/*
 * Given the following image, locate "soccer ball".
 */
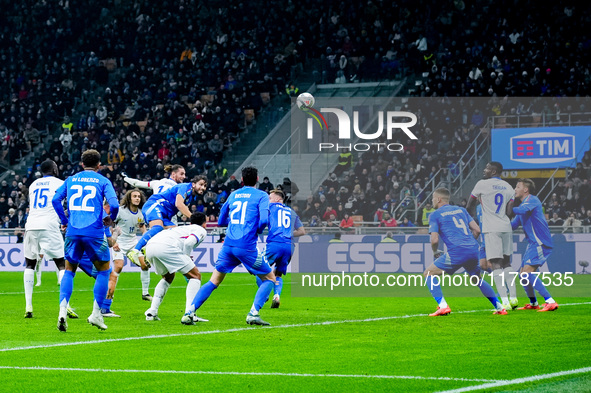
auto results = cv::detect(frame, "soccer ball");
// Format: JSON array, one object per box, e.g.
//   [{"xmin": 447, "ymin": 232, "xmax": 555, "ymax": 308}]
[{"xmin": 296, "ymin": 92, "xmax": 315, "ymax": 110}]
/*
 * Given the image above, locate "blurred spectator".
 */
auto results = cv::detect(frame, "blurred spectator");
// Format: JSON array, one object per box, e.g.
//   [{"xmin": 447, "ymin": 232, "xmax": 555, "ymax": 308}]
[
  {"xmin": 381, "ymin": 232, "xmax": 398, "ymax": 243},
  {"xmin": 259, "ymin": 177, "xmax": 274, "ymax": 193},
  {"xmin": 548, "ymin": 213, "xmax": 564, "ymax": 226},
  {"xmin": 339, "ymin": 213, "xmax": 355, "ymax": 231},
  {"xmin": 562, "ymin": 213, "xmax": 582, "ymax": 233},
  {"xmin": 421, "ymin": 203, "xmax": 436, "ymax": 226},
  {"xmin": 399, "ymin": 217, "xmax": 416, "ymax": 227},
  {"xmin": 380, "ymin": 212, "xmax": 398, "ymax": 228}
]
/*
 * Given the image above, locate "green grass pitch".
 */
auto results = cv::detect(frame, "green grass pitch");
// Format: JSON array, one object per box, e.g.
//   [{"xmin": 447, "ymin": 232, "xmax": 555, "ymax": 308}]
[{"xmin": 0, "ymin": 272, "xmax": 589, "ymax": 392}]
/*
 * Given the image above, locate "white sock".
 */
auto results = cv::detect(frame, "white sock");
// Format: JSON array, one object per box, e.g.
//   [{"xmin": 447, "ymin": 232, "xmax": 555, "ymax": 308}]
[
  {"xmin": 140, "ymin": 270, "xmax": 150, "ymax": 295},
  {"xmin": 57, "ymin": 269, "xmax": 65, "ymax": 286},
  {"xmin": 92, "ymin": 300, "xmax": 101, "ymax": 317},
  {"xmin": 59, "ymin": 298, "xmax": 68, "ymax": 319},
  {"xmin": 24, "ymin": 268, "xmax": 35, "ymax": 312},
  {"xmin": 35, "ymin": 262, "xmax": 42, "ymax": 285},
  {"xmin": 546, "ymin": 297, "xmax": 556, "ymax": 304},
  {"xmin": 503, "ymin": 266, "xmax": 517, "ymax": 300},
  {"xmin": 185, "ymin": 279, "xmax": 201, "ymax": 313},
  {"xmin": 493, "ymin": 268, "xmax": 509, "ymax": 304},
  {"xmin": 250, "ymin": 304, "xmax": 259, "ymax": 315},
  {"xmin": 438, "ymin": 298, "xmax": 448, "ymax": 308},
  {"xmin": 150, "ymin": 279, "xmax": 170, "ymax": 314}
]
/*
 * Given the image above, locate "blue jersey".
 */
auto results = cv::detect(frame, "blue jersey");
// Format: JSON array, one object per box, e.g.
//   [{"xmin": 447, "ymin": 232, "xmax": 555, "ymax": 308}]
[
  {"xmin": 429, "ymin": 204, "xmax": 478, "ymax": 257},
  {"xmin": 511, "ymin": 195, "xmax": 552, "ymax": 248},
  {"xmin": 146, "ymin": 182, "xmax": 192, "ymax": 212},
  {"xmin": 267, "ymin": 202, "xmax": 302, "ymax": 244},
  {"xmin": 218, "ymin": 186, "xmax": 269, "ymax": 249},
  {"xmin": 52, "ymin": 170, "xmax": 119, "ymax": 238}
]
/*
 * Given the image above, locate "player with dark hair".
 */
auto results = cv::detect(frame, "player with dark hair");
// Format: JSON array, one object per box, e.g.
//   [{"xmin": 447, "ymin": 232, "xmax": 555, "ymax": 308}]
[
  {"xmin": 52, "ymin": 149, "xmax": 119, "ymax": 331},
  {"xmin": 101, "ymin": 188, "xmax": 148, "ymax": 317},
  {"xmin": 23, "ymin": 160, "xmax": 75, "ymax": 319},
  {"xmin": 127, "ymin": 175, "xmax": 207, "ymax": 268},
  {"xmin": 466, "ymin": 161, "xmax": 518, "ymax": 310},
  {"xmin": 510, "ymin": 179, "xmax": 558, "ymax": 312},
  {"xmin": 183, "ymin": 166, "xmax": 274, "ymax": 326}
]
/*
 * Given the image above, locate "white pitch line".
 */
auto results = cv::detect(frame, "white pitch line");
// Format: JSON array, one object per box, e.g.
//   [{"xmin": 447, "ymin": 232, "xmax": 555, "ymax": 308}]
[
  {"xmin": 0, "ymin": 366, "xmax": 501, "ymax": 382},
  {"xmin": 436, "ymin": 366, "xmax": 591, "ymax": 392},
  {"xmin": 2, "ymin": 302, "xmax": 590, "ymax": 353}
]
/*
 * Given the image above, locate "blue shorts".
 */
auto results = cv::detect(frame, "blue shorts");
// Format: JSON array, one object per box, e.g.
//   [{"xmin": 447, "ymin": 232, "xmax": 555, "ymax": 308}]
[
  {"xmin": 143, "ymin": 200, "xmax": 176, "ymax": 227},
  {"xmin": 266, "ymin": 242, "xmax": 293, "ymax": 276},
  {"xmin": 216, "ymin": 245, "xmax": 272, "ymax": 276},
  {"xmin": 521, "ymin": 243, "xmax": 552, "ymax": 267},
  {"xmin": 434, "ymin": 247, "xmax": 480, "ymax": 275},
  {"xmin": 78, "ymin": 254, "xmax": 97, "ymax": 278},
  {"xmin": 65, "ymin": 235, "xmax": 111, "ymax": 264}
]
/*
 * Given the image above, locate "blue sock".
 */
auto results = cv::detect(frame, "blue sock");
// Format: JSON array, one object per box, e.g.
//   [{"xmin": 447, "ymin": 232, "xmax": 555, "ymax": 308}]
[
  {"xmin": 425, "ymin": 276, "xmax": 444, "ymax": 306},
  {"xmin": 255, "ymin": 276, "xmax": 263, "ymax": 287},
  {"xmin": 522, "ymin": 281, "xmax": 537, "ymax": 304},
  {"xmin": 94, "ymin": 270, "xmax": 110, "ymax": 309},
  {"xmin": 135, "ymin": 225, "xmax": 164, "ymax": 251},
  {"xmin": 530, "ymin": 273, "xmax": 552, "ymax": 301},
  {"xmin": 191, "ymin": 281, "xmax": 218, "ymax": 311},
  {"xmin": 275, "ymin": 276, "xmax": 284, "ymax": 296},
  {"xmin": 477, "ymin": 277, "xmax": 501, "ymax": 308},
  {"xmin": 59, "ymin": 270, "xmax": 75, "ymax": 305},
  {"xmin": 254, "ymin": 280, "xmax": 274, "ymax": 312},
  {"xmin": 102, "ymin": 298, "xmax": 113, "ymax": 311}
]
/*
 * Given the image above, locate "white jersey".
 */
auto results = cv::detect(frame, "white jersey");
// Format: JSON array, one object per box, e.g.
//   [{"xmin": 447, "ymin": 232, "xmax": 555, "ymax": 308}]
[
  {"xmin": 25, "ymin": 176, "xmax": 64, "ymax": 231},
  {"xmin": 149, "ymin": 178, "xmax": 177, "ymax": 194},
  {"xmin": 149, "ymin": 224, "xmax": 207, "ymax": 255},
  {"xmin": 470, "ymin": 177, "xmax": 515, "ymax": 233},
  {"xmin": 114, "ymin": 207, "xmax": 145, "ymax": 250}
]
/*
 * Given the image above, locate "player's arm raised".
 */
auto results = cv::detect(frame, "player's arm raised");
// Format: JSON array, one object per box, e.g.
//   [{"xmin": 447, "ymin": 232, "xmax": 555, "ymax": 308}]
[
  {"xmin": 123, "ymin": 175, "xmax": 151, "ymax": 190},
  {"xmin": 175, "ymin": 193, "xmax": 192, "ymax": 218}
]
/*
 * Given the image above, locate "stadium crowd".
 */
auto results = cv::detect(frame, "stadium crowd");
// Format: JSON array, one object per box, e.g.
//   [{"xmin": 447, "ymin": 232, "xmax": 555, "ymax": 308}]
[{"xmin": 0, "ymin": 0, "xmax": 590, "ymax": 232}]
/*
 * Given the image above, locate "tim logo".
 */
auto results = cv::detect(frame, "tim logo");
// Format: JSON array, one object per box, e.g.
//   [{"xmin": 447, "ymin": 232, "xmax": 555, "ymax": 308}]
[{"xmin": 510, "ymin": 132, "xmax": 575, "ymax": 164}]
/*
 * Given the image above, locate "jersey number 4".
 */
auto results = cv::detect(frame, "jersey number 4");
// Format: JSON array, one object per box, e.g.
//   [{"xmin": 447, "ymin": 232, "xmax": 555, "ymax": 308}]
[
  {"xmin": 69, "ymin": 185, "xmax": 97, "ymax": 212},
  {"xmin": 452, "ymin": 217, "xmax": 468, "ymax": 235}
]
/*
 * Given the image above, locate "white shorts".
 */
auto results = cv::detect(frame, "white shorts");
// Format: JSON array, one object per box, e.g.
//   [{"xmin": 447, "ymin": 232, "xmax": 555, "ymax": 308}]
[
  {"xmin": 24, "ymin": 229, "xmax": 65, "ymax": 260},
  {"xmin": 483, "ymin": 232, "xmax": 513, "ymax": 261},
  {"xmin": 146, "ymin": 242, "xmax": 194, "ymax": 276},
  {"xmin": 112, "ymin": 244, "xmax": 134, "ymax": 261}
]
